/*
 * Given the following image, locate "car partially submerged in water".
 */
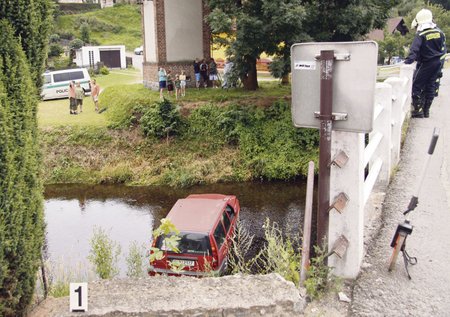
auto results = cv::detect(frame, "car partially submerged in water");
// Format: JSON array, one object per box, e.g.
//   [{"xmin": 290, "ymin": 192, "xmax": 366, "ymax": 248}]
[{"xmin": 149, "ymin": 194, "xmax": 240, "ymax": 276}]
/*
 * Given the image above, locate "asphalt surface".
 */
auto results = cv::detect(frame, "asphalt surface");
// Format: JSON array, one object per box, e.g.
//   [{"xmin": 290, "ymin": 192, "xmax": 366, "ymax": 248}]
[{"xmin": 351, "ymin": 68, "xmax": 450, "ymax": 316}]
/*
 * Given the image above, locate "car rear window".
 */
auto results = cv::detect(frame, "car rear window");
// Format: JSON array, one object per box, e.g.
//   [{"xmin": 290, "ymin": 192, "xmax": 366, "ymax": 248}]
[{"xmin": 156, "ymin": 232, "xmax": 212, "ymax": 255}]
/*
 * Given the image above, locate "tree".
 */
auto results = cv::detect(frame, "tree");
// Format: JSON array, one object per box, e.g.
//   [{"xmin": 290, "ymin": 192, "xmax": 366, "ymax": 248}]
[
  {"xmin": 301, "ymin": 0, "xmax": 401, "ymax": 42},
  {"xmin": 207, "ymin": 0, "xmax": 399, "ymax": 90},
  {"xmin": 378, "ymin": 31, "xmax": 409, "ymax": 64},
  {"xmin": 0, "ymin": 20, "xmax": 44, "ymax": 316},
  {"xmin": 207, "ymin": 0, "xmax": 307, "ymax": 90},
  {"xmin": 0, "ymin": 0, "xmax": 53, "ymax": 89},
  {"xmin": 80, "ymin": 22, "xmax": 91, "ymax": 44}
]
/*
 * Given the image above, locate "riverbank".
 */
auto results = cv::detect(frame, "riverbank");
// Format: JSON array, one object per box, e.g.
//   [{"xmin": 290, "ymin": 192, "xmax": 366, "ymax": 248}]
[{"xmin": 40, "ymin": 85, "xmax": 318, "ymax": 187}]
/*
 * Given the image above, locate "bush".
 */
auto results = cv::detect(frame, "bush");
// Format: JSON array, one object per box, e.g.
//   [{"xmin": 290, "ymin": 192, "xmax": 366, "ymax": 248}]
[
  {"xmin": 49, "ymin": 33, "xmax": 60, "ymax": 43},
  {"xmin": 100, "ymin": 66, "xmax": 110, "ymax": 75},
  {"xmin": 126, "ymin": 241, "xmax": 146, "ymax": 278},
  {"xmin": 48, "ymin": 43, "xmax": 64, "ymax": 58},
  {"xmin": 69, "ymin": 38, "xmax": 83, "ymax": 50},
  {"xmin": 140, "ymin": 99, "xmax": 183, "ymax": 140},
  {"xmin": 80, "ymin": 22, "xmax": 90, "ymax": 44},
  {"xmin": 88, "ymin": 227, "xmax": 121, "ymax": 279},
  {"xmin": 58, "ymin": 30, "xmax": 74, "ymax": 40}
]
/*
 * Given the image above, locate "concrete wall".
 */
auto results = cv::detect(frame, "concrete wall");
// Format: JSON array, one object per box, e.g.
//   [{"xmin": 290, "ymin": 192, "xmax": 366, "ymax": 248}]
[
  {"xmin": 164, "ymin": 0, "xmax": 204, "ymax": 61},
  {"xmin": 143, "ymin": 1, "xmax": 157, "ymax": 63}
]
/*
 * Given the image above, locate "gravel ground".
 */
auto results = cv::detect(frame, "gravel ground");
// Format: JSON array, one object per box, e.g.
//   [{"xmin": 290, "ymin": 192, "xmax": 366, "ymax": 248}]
[{"xmin": 351, "ymin": 69, "xmax": 450, "ymax": 316}]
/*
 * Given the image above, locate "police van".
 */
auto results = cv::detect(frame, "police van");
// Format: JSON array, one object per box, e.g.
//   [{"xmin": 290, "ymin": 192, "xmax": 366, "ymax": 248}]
[{"xmin": 41, "ymin": 68, "xmax": 91, "ymax": 100}]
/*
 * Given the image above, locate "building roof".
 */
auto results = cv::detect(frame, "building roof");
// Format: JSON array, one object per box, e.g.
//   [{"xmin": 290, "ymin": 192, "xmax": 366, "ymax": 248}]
[
  {"xmin": 366, "ymin": 17, "xmax": 408, "ymax": 41},
  {"xmin": 167, "ymin": 194, "xmax": 233, "ymax": 233}
]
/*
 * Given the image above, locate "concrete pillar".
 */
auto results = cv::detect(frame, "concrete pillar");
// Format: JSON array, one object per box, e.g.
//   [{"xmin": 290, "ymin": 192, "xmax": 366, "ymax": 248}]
[
  {"xmin": 142, "ymin": 0, "xmax": 211, "ymax": 89},
  {"xmin": 400, "ymin": 64, "xmax": 415, "ymax": 115},
  {"xmin": 329, "ymin": 131, "xmax": 365, "ymax": 278}
]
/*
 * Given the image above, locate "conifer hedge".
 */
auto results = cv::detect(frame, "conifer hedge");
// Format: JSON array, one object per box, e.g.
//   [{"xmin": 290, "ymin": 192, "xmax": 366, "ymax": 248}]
[{"xmin": 0, "ymin": 20, "xmax": 45, "ymax": 317}]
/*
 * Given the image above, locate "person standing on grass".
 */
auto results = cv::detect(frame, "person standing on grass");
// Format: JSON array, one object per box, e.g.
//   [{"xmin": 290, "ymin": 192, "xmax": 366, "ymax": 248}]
[
  {"xmin": 193, "ymin": 58, "xmax": 201, "ymax": 89},
  {"xmin": 179, "ymin": 70, "xmax": 187, "ymax": 97},
  {"xmin": 68, "ymin": 80, "xmax": 76, "ymax": 114},
  {"xmin": 159, "ymin": 67, "xmax": 167, "ymax": 99},
  {"xmin": 209, "ymin": 58, "xmax": 219, "ymax": 88},
  {"xmin": 174, "ymin": 74, "xmax": 181, "ymax": 100},
  {"xmin": 91, "ymin": 79, "xmax": 100, "ymax": 112},
  {"xmin": 75, "ymin": 82, "xmax": 84, "ymax": 113},
  {"xmin": 167, "ymin": 70, "xmax": 174, "ymax": 97},
  {"xmin": 200, "ymin": 59, "xmax": 208, "ymax": 88}
]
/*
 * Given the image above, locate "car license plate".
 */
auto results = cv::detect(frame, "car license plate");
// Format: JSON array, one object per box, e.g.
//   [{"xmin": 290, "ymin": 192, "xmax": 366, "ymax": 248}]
[{"xmin": 171, "ymin": 259, "xmax": 195, "ymax": 267}]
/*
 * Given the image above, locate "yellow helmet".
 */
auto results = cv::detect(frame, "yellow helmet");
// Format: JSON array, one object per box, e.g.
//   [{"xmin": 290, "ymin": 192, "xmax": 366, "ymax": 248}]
[{"xmin": 412, "ymin": 9, "xmax": 433, "ymax": 29}]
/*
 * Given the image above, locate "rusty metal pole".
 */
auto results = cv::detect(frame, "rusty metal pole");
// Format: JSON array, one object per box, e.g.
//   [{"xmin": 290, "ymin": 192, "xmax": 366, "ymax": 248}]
[{"xmin": 317, "ymin": 50, "xmax": 334, "ymax": 249}]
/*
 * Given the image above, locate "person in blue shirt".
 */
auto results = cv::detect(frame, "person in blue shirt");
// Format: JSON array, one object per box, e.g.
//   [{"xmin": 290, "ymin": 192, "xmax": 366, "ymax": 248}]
[
  {"xmin": 158, "ymin": 67, "xmax": 167, "ymax": 100},
  {"xmin": 405, "ymin": 9, "xmax": 446, "ymax": 118}
]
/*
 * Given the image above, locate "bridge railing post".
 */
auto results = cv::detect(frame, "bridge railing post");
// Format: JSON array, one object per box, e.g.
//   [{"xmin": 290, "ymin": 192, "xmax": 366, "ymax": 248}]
[{"xmin": 329, "ymin": 131, "xmax": 365, "ymax": 278}]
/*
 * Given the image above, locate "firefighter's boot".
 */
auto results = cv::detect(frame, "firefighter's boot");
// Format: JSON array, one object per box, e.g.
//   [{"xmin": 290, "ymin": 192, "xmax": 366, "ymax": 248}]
[
  {"xmin": 423, "ymin": 99, "xmax": 433, "ymax": 118},
  {"xmin": 411, "ymin": 97, "xmax": 424, "ymax": 118}
]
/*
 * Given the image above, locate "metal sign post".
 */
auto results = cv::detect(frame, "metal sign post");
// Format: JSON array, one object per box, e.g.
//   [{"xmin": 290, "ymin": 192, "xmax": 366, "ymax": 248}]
[{"xmin": 317, "ymin": 50, "xmax": 334, "ymax": 247}]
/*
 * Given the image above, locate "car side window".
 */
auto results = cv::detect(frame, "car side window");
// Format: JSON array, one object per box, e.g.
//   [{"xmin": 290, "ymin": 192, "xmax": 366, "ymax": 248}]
[
  {"xmin": 222, "ymin": 211, "xmax": 231, "ymax": 233},
  {"xmin": 225, "ymin": 205, "xmax": 235, "ymax": 220},
  {"xmin": 213, "ymin": 222, "xmax": 226, "ymax": 249},
  {"xmin": 43, "ymin": 74, "xmax": 51, "ymax": 84}
]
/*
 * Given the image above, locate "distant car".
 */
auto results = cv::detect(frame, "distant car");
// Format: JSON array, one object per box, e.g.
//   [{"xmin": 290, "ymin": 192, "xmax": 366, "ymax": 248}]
[
  {"xmin": 134, "ymin": 46, "xmax": 143, "ymax": 55},
  {"xmin": 149, "ymin": 194, "xmax": 240, "ymax": 277}
]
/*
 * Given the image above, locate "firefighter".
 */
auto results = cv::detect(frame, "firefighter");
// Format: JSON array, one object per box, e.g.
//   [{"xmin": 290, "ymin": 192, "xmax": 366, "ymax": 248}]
[{"xmin": 405, "ymin": 9, "xmax": 446, "ymax": 118}]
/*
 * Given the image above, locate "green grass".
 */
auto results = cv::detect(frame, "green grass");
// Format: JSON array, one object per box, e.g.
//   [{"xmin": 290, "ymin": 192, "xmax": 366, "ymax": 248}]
[
  {"xmin": 56, "ymin": 4, "xmax": 142, "ymax": 50},
  {"xmin": 38, "ymin": 68, "xmax": 141, "ymax": 128}
]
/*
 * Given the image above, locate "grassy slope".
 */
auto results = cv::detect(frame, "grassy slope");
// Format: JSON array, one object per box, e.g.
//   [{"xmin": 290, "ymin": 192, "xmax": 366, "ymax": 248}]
[
  {"xmin": 40, "ymin": 81, "xmax": 295, "ymax": 186},
  {"xmin": 56, "ymin": 5, "xmax": 142, "ymax": 50}
]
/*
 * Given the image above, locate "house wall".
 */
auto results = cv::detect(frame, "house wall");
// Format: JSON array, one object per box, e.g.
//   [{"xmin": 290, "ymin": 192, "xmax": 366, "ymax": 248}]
[{"xmin": 164, "ymin": 0, "xmax": 204, "ymax": 62}]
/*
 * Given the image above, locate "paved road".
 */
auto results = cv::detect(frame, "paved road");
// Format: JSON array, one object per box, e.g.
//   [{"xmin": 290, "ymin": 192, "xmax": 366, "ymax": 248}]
[{"xmin": 351, "ymin": 68, "xmax": 450, "ymax": 316}]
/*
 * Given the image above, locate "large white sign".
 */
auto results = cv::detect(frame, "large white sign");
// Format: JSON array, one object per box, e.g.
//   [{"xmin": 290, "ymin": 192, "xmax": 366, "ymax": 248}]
[{"xmin": 291, "ymin": 41, "xmax": 378, "ymax": 133}]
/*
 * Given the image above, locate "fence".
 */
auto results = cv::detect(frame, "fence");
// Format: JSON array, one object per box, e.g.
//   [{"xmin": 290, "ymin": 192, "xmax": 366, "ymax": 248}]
[{"xmin": 327, "ymin": 65, "xmax": 414, "ymax": 278}]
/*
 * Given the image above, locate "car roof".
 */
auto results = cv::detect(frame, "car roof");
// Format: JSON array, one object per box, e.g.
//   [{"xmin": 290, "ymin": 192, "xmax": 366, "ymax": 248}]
[{"xmin": 166, "ymin": 194, "xmax": 235, "ymax": 233}]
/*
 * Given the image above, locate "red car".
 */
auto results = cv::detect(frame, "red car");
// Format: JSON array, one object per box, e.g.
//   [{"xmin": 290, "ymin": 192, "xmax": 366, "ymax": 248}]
[{"xmin": 149, "ymin": 194, "xmax": 240, "ymax": 276}]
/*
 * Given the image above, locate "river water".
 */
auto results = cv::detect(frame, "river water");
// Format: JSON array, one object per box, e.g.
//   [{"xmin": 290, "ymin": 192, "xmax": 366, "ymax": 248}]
[{"xmin": 44, "ymin": 181, "xmax": 311, "ymax": 277}]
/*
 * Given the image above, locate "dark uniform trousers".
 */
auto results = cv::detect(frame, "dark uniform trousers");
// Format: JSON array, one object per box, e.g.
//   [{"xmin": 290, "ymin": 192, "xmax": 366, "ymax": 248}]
[{"xmin": 412, "ymin": 57, "xmax": 442, "ymax": 103}]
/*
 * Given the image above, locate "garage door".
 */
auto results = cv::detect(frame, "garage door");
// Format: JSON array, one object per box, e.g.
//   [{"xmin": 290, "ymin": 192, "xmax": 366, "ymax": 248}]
[{"xmin": 99, "ymin": 50, "xmax": 121, "ymax": 68}]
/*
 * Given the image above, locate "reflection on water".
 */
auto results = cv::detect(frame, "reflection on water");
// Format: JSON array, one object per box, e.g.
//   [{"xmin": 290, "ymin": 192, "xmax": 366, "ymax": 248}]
[{"xmin": 44, "ymin": 181, "xmax": 310, "ymax": 276}]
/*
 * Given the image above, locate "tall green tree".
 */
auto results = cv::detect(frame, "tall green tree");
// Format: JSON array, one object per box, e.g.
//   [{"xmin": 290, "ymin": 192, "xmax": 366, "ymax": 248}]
[
  {"xmin": 207, "ymin": 0, "xmax": 307, "ymax": 90},
  {"xmin": 0, "ymin": 20, "xmax": 44, "ymax": 317},
  {"xmin": 207, "ymin": 0, "xmax": 399, "ymax": 90},
  {"xmin": 301, "ymin": 0, "xmax": 400, "ymax": 41},
  {"xmin": 0, "ymin": 0, "xmax": 53, "ymax": 89}
]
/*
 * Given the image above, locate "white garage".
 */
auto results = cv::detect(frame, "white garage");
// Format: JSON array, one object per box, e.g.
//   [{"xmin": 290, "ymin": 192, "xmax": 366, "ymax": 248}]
[{"xmin": 74, "ymin": 45, "xmax": 126, "ymax": 69}]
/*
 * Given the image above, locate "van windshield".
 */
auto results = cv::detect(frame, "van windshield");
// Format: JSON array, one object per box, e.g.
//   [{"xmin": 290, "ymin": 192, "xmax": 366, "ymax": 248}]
[
  {"xmin": 53, "ymin": 71, "xmax": 84, "ymax": 83},
  {"xmin": 156, "ymin": 232, "xmax": 212, "ymax": 255}
]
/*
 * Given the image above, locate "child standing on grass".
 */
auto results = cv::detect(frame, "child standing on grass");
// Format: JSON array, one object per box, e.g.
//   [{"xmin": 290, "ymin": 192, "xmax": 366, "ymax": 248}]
[
  {"xmin": 174, "ymin": 74, "xmax": 181, "ymax": 100},
  {"xmin": 75, "ymin": 82, "xmax": 84, "ymax": 113},
  {"xmin": 167, "ymin": 70, "xmax": 174, "ymax": 96},
  {"xmin": 179, "ymin": 70, "xmax": 187, "ymax": 97}
]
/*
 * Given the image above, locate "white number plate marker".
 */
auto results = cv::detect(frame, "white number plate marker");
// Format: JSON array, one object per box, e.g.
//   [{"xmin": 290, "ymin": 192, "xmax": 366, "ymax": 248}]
[{"xmin": 69, "ymin": 282, "xmax": 88, "ymax": 312}]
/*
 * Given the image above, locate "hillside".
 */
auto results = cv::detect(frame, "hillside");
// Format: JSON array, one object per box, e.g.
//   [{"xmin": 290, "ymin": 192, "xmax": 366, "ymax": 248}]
[{"xmin": 55, "ymin": 4, "xmax": 142, "ymax": 51}]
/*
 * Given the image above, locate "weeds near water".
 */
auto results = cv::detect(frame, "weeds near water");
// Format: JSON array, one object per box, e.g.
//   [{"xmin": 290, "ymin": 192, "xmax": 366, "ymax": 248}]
[
  {"xmin": 304, "ymin": 244, "xmax": 339, "ymax": 300},
  {"xmin": 126, "ymin": 241, "xmax": 146, "ymax": 278},
  {"xmin": 228, "ymin": 220, "xmax": 259, "ymax": 274},
  {"xmin": 254, "ymin": 218, "xmax": 301, "ymax": 285},
  {"xmin": 88, "ymin": 227, "xmax": 121, "ymax": 279},
  {"xmin": 36, "ymin": 257, "xmax": 93, "ymax": 299}
]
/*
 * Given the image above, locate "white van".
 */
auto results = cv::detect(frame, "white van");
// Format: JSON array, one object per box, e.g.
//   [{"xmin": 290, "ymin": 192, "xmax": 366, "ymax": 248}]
[{"xmin": 41, "ymin": 68, "xmax": 91, "ymax": 100}]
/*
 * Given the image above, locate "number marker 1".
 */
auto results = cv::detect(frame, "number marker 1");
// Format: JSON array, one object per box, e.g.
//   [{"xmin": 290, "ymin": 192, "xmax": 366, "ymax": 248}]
[{"xmin": 69, "ymin": 283, "xmax": 88, "ymax": 312}]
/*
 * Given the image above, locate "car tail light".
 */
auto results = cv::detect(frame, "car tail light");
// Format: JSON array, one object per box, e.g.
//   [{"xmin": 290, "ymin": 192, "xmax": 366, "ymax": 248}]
[{"xmin": 210, "ymin": 244, "xmax": 219, "ymax": 269}]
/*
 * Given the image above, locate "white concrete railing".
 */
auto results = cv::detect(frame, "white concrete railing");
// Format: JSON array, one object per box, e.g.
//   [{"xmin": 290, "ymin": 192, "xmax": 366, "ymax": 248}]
[{"xmin": 328, "ymin": 65, "xmax": 414, "ymax": 278}]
